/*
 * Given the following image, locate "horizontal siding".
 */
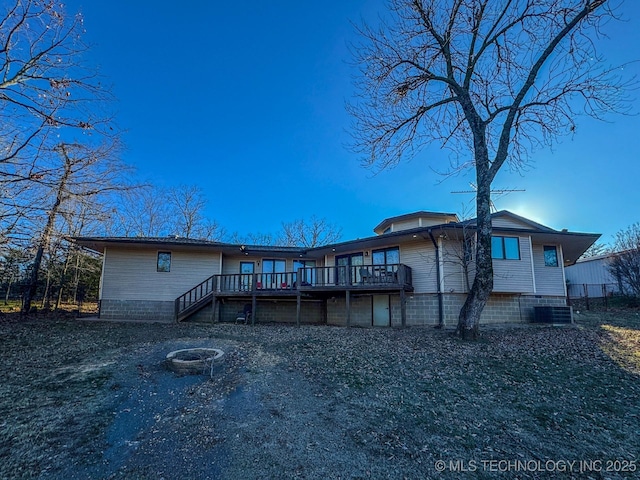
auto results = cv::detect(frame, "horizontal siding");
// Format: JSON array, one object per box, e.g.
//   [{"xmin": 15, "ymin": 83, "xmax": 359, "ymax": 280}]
[
  {"xmin": 492, "ymin": 236, "xmax": 534, "ymax": 293},
  {"xmin": 223, "ymin": 255, "xmax": 255, "ymax": 275},
  {"xmin": 441, "ymin": 239, "xmax": 468, "ymax": 293},
  {"xmin": 399, "ymin": 239, "xmax": 438, "ymax": 293},
  {"xmin": 492, "ymin": 217, "xmax": 535, "ymax": 229},
  {"xmin": 102, "ymin": 247, "xmax": 220, "ymax": 301},
  {"xmin": 324, "ymin": 240, "xmax": 437, "ymax": 293},
  {"xmin": 532, "ymin": 243, "xmax": 566, "ymax": 296},
  {"xmin": 392, "ymin": 219, "xmax": 420, "ymax": 231}
]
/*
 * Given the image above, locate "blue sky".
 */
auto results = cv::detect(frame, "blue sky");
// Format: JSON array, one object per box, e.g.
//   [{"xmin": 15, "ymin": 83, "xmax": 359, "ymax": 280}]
[{"xmin": 65, "ymin": 0, "xmax": 640, "ymax": 245}]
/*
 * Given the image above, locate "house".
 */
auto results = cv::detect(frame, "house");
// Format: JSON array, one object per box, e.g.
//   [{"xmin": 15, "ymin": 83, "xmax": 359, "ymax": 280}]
[{"xmin": 72, "ymin": 210, "xmax": 599, "ymax": 327}]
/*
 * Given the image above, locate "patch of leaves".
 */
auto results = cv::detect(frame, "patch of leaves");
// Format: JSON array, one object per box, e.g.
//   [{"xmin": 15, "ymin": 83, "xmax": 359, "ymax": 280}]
[{"xmin": 1, "ymin": 316, "xmax": 639, "ymax": 479}]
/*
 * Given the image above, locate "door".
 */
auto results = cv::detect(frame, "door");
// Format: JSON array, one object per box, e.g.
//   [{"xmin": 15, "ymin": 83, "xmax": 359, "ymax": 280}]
[
  {"xmin": 373, "ymin": 295, "xmax": 390, "ymax": 327},
  {"xmin": 240, "ymin": 262, "xmax": 254, "ymax": 291},
  {"xmin": 262, "ymin": 259, "xmax": 286, "ymax": 289},
  {"xmin": 336, "ymin": 253, "xmax": 363, "ymax": 285}
]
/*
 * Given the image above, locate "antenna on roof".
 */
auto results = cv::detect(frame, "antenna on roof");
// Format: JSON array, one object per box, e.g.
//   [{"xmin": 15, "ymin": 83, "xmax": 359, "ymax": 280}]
[{"xmin": 451, "ymin": 182, "xmax": 525, "ymax": 212}]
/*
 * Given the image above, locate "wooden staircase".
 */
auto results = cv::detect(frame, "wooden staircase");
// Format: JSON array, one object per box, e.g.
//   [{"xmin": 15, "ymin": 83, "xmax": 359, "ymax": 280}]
[{"xmin": 175, "ymin": 275, "xmax": 217, "ymax": 322}]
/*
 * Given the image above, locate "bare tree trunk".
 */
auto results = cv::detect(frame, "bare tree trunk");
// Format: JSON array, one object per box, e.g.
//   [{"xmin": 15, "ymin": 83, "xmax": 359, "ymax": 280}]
[
  {"xmin": 55, "ymin": 250, "xmax": 72, "ymax": 310},
  {"xmin": 22, "ymin": 145, "xmax": 72, "ymax": 315},
  {"xmin": 5, "ymin": 274, "xmax": 13, "ymax": 304},
  {"xmin": 41, "ymin": 265, "xmax": 52, "ymax": 310},
  {"xmin": 457, "ymin": 161, "xmax": 494, "ymax": 340},
  {"xmin": 72, "ymin": 252, "xmax": 82, "ymax": 304}
]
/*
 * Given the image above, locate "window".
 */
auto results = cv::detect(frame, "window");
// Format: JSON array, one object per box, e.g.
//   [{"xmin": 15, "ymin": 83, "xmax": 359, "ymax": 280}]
[
  {"xmin": 240, "ymin": 262, "xmax": 254, "ymax": 290},
  {"xmin": 544, "ymin": 246, "xmax": 559, "ymax": 267},
  {"xmin": 336, "ymin": 253, "xmax": 363, "ymax": 285},
  {"xmin": 262, "ymin": 259, "xmax": 286, "ymax": 288},
  {"xmin": 262, "ymin": 259, "xmax": 286, "ymax": 274},
  {"xmin": 464, "ymin": 236, "xmax": 474, "ymax": 263},
  {"xmin": 293, "ymin": 259, "xmax": 316, "ymax": 285},
  {"xmin": 157, "ymin": 252, "xmax": 171, "ymax": 272},
  {"xmin": 372, "ymin": 247, "xmax": 399, "ymax": 271},
  {"xmin": 491, "ymin": 236, "xmax": 520, "ymax": 260}
]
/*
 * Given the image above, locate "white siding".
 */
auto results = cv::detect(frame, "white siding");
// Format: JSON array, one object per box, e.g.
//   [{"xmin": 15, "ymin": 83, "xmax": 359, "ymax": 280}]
[
  {"xmin": 441, "ymin": 239, "xmax": 468, "ymax": 293},
  {"xmin": 392, "ymin": 219, "xmax": 420, "ymax": 231},
  {"xmin": 492, "ymin": 217, "xmax": 536, "ymax": 229},
  {"xmin": 399, "ymin": 239, "xmax": 438, "ymax": 293},
  {"xmin": 102, "ymin": 247, "xmax": 220, "ymax": 301},
  {"xmin": 492, "ymin": 236, "xmax": 535, "ymax": 293},
  {"xmin": 223, "ymin": 255, "xmax": 256, "ymax": 275},
  {"xmin": 532, "ymin": 243, "xmax": 567, "ymax": 296}
]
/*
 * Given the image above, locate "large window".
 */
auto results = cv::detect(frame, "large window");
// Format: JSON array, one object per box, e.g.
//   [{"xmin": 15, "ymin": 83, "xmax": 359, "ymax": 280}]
[
  {"xmin": 372, "ymin": 247, "xmax": 400, "ymax": 272},
  {"xmin": 157, "ymin": 252, "xmax": 171, "ymax": 272},
  {"xmin": 262, "ymin": 259, "xmax": 286, "ymax": 288},
  {"xmin": 491, "ymin": 236, "xmax": 520, "ymax": 260},
  {"xmin": 544, "ymin": 246, "xmax": 559, "ymax": 267}
]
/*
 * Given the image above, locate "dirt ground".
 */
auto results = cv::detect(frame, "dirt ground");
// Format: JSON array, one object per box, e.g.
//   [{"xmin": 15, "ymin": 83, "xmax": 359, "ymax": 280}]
[{"xmin": 1, "ymin": 312, "xmax": 639, "ymax": 479}]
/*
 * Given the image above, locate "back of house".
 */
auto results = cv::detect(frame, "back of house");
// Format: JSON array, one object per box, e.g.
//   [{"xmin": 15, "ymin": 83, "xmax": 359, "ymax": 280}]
[{"xmin": 73, "ymin": 210, "xmax": 599, "ymax": 327}]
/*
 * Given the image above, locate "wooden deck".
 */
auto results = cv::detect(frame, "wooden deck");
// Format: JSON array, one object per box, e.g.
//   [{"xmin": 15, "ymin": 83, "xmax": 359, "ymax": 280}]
[{"xmin": 175, "ymin": 264, "xmax": 413, "ymax": 323}]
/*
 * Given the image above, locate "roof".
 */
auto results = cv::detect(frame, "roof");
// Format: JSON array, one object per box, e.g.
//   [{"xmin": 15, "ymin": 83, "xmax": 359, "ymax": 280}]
[
  {"xmin": 373, "ymin": 211, "xmax": 459, "ymax": 234},
  {"xmin": 70, "ymin": 236, "xmax": 306, "ymax": 256},
  {"xmin": 71, "ymin": 210, "xmax": 600, "ymax": 266}
]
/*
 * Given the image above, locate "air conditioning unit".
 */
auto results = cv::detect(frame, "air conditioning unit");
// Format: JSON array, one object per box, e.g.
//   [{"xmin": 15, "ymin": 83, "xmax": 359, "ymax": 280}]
[{"xmin": 533, "ymin": 306, "xmax": 572, "ymax": 324}]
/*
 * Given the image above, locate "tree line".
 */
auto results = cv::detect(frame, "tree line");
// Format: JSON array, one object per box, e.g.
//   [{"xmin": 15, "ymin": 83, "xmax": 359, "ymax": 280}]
[{"xmin": 0, "ymin": 1, "xmax": 341, "ymax": 314}]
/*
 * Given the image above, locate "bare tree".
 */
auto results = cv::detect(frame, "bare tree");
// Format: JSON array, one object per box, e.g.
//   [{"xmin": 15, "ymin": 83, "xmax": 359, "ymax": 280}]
[
  {"xmin": 0, "ymin": 1, "xmax": 113, "ymax": 167},
  {"xmin": 581, "ymin": 241, "xmax": 610, "ymax": 259},
  {"xmin": 349, "ymin": 0, "xmax": 631, "ymax": 339},
  {"xmin": 166, "ymin": 185, "xmax": 225, "ymax": 240},
  {"xmin": 280, "ymin": 216, "xmax": 343, "ymax": 247},
  {"xmin": 109, "ymin": 187, "xmax": 171, "ymax": 237},
  {"xmin": 228, "ymin": 231, "xmax": 278, "ymax": 246},
  {"xmin": 609, "ymin": 223, "xmax": 640, "ymax": 297},
  {"xmin": 109, "ymin": 184, "xmax": 225, "ymax": 241},
  {"xmin": 22, "ymin": 142, "xmax": 129, "ymax": 314},
  {"xmin": 0, "ymin": 0, "xmax": 124, "ymax": 313}
]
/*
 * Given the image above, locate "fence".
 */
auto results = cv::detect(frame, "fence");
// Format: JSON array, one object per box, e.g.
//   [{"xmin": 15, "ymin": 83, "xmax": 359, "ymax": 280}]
[{"xmin": 567, "ymin": 283, "xmax": 629, "ymax": 311}]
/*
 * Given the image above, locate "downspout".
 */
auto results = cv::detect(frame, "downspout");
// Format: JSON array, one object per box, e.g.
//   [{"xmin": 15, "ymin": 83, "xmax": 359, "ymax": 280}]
[{"xmin": 428, "ymin": 230, "xmax": 444, "ymax": 328}]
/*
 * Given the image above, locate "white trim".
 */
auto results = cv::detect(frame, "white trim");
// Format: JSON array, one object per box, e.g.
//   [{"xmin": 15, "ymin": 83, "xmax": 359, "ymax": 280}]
[
  {"xmin": 99, "ymin": 246, "xmax": 106, "ymax": 300},
  {"xmin": 559, "ymin": 244, "xmax": 567, "ymax": 297},
  {"xmin": 529, "ymin": 236, "xmax": 537, "ymax": 294},
  {"xmin": 219, "ymin": 251, "xmax": 223, "ymax": 275},
  {"xmin": 437, "ymin": 236, "xmax": 445, "ymax": 293}
]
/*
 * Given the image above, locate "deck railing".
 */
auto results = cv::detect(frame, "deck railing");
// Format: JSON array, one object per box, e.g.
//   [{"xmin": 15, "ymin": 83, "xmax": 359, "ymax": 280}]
[
  {"xmin": 300, "ymin": 264, "xmax": 412, "ymax": 289},
  {"xmin": 175, "ymin": 264, "xmax": 412, "ymax": 319},
  {"xmin": 175, "ymin": 274, "xmax": 217, "ymax": 319}
]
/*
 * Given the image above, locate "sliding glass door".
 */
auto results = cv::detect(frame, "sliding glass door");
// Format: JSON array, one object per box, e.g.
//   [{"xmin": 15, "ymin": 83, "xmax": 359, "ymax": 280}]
[{"xmin": 336, "ymin": 253, "xmax": 363, "ymax": 285}]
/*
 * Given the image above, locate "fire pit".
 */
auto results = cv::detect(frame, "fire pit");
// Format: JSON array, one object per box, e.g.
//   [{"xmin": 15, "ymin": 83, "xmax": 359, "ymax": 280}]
[{"xmin": 165, "ymin": 348, "xmax": 224, "ymax": 375}]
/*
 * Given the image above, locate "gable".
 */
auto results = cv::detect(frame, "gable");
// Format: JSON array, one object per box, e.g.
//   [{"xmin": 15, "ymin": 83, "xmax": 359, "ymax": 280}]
[{"xmin": 491, "ymin": 216, "xmax": 537, "ymax": 230}]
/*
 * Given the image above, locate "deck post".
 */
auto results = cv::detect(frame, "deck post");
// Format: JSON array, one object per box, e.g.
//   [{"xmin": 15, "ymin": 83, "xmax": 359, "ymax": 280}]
[
  {"xmin": 251, "ymin": 295, "xmax": 257, "ymax": 326},
  {"xmin": 211, "ymin": 295, "xmax": 217, "ymax": 323},
  {"xmin": 296, "ymin": 293, "xmax": 301, "ymax": 327},
  {"xmin": 400, "ymin": 290, "xmax": 406, "ymax": 328},
  {"xmin": 398, "ymin": 266, "xmax": 405, "ymax": 288},
  {"xmin": 346, "ymin": 290, "xmax": 351, "ymax": 327}
]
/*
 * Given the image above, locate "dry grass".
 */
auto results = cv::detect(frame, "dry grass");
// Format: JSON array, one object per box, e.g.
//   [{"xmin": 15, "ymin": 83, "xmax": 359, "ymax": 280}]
[{"xmin": 1, "ymin": 312, "xmax": 639, "ymax": 479}]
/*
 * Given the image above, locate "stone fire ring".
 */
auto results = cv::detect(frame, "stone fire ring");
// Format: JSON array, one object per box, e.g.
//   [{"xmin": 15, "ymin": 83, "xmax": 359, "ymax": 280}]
[{"xmin": 165, "ymin": 348, "xmax": 224, "ymax": 375}]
